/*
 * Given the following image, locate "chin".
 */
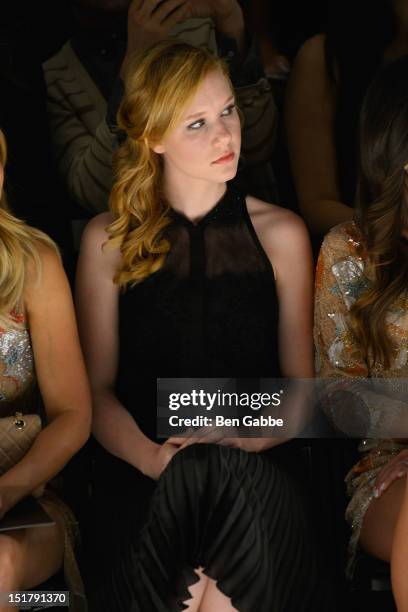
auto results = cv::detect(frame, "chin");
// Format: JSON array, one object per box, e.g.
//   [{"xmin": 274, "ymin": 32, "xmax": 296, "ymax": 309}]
[
  {"xmin": 217, "ymin": 164, "xmax": 238, "ymax": 182},
  {"xmin": 210, "ymin": 159, "xmax": 238, "ymax": 177}
]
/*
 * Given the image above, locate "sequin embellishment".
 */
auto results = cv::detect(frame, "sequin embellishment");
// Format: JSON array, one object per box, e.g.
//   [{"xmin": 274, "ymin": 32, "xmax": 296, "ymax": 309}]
[{"xmin": 0, "ymin": 328, "xmax": 34, "ymax": 401}]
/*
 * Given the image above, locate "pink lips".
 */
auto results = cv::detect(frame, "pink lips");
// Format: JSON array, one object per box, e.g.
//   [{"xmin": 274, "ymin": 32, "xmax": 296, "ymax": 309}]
[{"xmin": 213, "ymin": 152, "xmax": 235, "ymax": 164}]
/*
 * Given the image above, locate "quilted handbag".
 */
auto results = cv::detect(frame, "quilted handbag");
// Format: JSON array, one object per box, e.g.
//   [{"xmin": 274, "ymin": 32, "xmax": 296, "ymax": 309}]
[{"xmin": 0, "ymin": 412, "xmax": 44, "ymax": 496}]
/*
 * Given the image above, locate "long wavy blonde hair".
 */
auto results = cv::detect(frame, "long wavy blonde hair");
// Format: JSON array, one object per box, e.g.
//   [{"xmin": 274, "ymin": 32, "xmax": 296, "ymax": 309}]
[
  {"xmin": 0, "ymin": 129, "xmax": 58, "ymax": 328},
  {"xmin": 107, "ymin": 40, "xmax": 234, "ymax": 287}
]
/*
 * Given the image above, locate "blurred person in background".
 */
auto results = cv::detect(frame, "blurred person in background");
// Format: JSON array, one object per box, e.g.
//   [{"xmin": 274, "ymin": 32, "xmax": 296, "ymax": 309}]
[{"xmin": 285, "ymin": 0, "xmax": 408, "ymax": 240}]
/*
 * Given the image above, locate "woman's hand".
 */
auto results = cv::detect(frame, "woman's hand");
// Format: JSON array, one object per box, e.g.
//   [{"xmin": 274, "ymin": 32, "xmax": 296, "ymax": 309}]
[
  {"xmin": 374, "ymin": 450, "xmax": 408, "ymax": 499},
  {"xmin": 168, "ymin": 428, "xmax": 267, "ymax": 453},
  {"xmin": 141, "ymin": 440, "xmax": 181, "ymax": 480},
  {"xmin": 168, "ymin": 424, "xmax": 237, "ymax": 450},
  {"xmin": 185, "ymin": 0, "xmax": 242, "ymax": 26},
  {"xmin": 185, "ymin": 0, "xmax": 245, "ymax": 54},
  {"xmin": 124, "ymin": 0, "xmax": 190, "ymax": 65}
]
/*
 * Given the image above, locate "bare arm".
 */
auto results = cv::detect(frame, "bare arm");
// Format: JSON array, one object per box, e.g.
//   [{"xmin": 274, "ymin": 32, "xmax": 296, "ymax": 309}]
[
  {"xmin": 0, "ymin": 247, "xmax": 92, "ymax": 514},
  {"xmin": 75, "ymin": 215, "xmax": 180, "ymax": 479},
  {"xmin": 268, "ymin": 213, "xmax": 314, "ymax": 379},
  {"xmin": 285, "ymin": 34, "xmax": 354, "ymax": 235},
  {"xmin": 248, "ymin": 200, "xmax": 315, "ymax": 447}
]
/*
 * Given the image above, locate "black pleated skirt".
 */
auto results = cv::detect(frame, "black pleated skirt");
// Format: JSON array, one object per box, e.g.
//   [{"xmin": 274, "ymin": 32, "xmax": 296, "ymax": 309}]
[{"xmin": 87, "ymin": 444, "xmax": 332, "ymax": 612}]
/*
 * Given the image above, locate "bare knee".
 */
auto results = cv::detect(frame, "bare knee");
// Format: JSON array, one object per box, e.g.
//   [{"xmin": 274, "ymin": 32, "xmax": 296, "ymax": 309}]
[
  {"xmin": 0, "ymin": 533, "xmax": 24, "ymax": 589},
  {"xmin": 360, "ymin": 477, "xmax": 407, "ymax": 562},
  {"xmin": 183, "ymin": 567, "xmax": 209, "ymax": 612}
]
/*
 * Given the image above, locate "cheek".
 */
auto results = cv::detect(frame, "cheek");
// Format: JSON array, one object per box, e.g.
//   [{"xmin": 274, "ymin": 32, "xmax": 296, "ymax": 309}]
[{"xmin": 169, "ymin": 133, "xmax": 210, "ymax": 162}]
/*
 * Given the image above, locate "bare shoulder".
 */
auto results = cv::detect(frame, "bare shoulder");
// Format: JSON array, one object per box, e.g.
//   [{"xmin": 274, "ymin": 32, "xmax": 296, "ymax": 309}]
[
  {"xmin": 246, "ymin": 196, "xmax": 310, "ymax": 254},
  {"xmin": 296, "ymin": 33, "xmax": 326, "ymax": 66},
  {"xmin": 79, "ymin": 212, "xmax": 120, "ymax": 273},
  {"xmin": 81, "ymin": 212, "xmax": 115, "ymax": 250},
  {"xmin": 26, "ymin": 241, "xmax": 65, "ymax": 289},
  {"xmin": 23, "ymin": 241, "xmax": 71, "ymax": 318},
  {"xmin": 288, "ymin": 33, "xmax": 332, "ymax": 99}
]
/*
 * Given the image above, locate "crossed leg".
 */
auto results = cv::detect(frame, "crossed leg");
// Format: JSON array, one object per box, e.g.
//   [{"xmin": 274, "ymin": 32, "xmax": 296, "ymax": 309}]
[
  {"xmin": 359, "ymin": 475, "xmax": 408, "ymax": 612},
  {"xmin": 0, "ymin": 504, "xmax": 64, "ymax": 612},
  {"xmin": 391, "ymin": 477, "xmax": 408, "ymax": 611},
  {"xmin": 184, "ymin": 568, "xmax": 238, "ymax": 612}
]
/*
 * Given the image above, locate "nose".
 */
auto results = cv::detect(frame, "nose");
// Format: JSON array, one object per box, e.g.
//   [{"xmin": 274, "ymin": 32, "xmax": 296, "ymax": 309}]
[{"xmin": 212, "ymin": 119, "xmax": 232, "ymax": 147}]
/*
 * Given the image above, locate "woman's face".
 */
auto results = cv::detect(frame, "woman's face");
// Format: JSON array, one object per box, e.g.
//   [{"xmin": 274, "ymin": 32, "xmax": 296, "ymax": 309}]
[{"xmin": 153, "ymin": 70, "xmax": 241, "ymax": 186}]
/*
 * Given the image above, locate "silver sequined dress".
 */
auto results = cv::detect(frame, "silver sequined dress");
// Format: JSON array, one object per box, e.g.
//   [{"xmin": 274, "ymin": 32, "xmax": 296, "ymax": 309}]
[
  {"xmin": 0, "ymin": 314, "xmax": 34, "ymax": 406},
  {"xmin": 314, "ymin": 221, "xmax": 408, "ymax": 574}
]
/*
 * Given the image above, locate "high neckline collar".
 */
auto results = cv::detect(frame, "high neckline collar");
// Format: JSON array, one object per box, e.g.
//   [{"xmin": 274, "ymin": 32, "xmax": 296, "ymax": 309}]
[{"xmin": 169, "ymin": 183, "xmax": 243, "ymax": 229}]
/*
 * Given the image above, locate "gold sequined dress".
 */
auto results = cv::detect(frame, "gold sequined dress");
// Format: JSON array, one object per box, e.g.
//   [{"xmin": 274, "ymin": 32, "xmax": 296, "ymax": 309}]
[
  {"xmin": 0, "ymin": 313, "xmax": 87, "ymax": 611},
  {"xmin": 314, "ymin": 221, "xmax": 408, "ymax": 574}
]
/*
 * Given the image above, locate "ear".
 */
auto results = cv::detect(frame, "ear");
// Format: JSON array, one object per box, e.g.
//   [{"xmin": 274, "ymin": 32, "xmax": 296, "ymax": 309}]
[
  {"xmin": 405, "ymin": 163, "xmax": 408, "ymax": 173},
  {"xmin": 152, "ymin": 143, "xmax": 165, "ymax": 154},
  {"xmin": 144, "ymin": 136, "xmax": 165, "ymax": 155}
]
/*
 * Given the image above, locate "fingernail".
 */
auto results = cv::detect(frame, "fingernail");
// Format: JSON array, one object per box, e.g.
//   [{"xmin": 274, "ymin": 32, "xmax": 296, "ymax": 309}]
[
  {"xmin": 379, "ymin": 483, "xmax": 386, "ymax": 492},
  {"xmin": 373, "ymin": 488, "xmax": 379, "ymax": 498}
]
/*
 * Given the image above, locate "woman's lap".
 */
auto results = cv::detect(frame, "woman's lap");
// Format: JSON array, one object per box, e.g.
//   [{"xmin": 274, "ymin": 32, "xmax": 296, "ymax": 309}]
[{"xmin": 89, "ymin": 444, "xmax": 331, "ymax": 611}]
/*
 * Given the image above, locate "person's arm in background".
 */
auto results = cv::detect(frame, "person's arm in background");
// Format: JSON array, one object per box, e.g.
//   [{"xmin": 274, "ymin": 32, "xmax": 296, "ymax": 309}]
[
  {"xmin": 43, "ymin": 1, "xmax": 191, "ymax": 215},
  {"xmin": 245, "ymin": 0, "xmax": 290, "ymax": 78},
  {"xmin": 123, "ymin": 0, "xmax": 256, "ymax": 83},
  {"xmin": 285, "ymin": 34, "xmax": 354, "ymax": 235},
  {"xmin": 43, "ymin": 46, "xmax": 118, "ymax": 215},
  {"xmin": 75, "ymin": 214, "xmax": 182, "ymax": 480}
]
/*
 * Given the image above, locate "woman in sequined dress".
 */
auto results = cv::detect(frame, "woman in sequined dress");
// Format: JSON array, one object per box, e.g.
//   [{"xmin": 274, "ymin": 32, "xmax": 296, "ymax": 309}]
[
  {"xmin": 0, "ymin": 129, "xmax": 91, "ymax": 612},
  {"xmin": 314, "ymin": 55, "xmax": 408, "ymax": 610},
  {"xmin": 76, "ymin": 40, "xmax": 332, "ymax": 612}
]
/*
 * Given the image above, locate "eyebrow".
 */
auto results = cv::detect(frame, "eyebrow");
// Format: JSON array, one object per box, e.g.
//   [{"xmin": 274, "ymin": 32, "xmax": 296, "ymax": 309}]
[{"xmin": 184, "ymin": 95, "xmax": 235, "ymax": 121}]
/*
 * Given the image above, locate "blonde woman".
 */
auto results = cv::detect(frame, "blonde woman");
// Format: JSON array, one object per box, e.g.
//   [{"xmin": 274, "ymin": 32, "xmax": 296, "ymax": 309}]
[
  {"xmin": 76, "ymin": 40, "xmax": 329, "ymax": 612},
  {"xmin": 0, "ymin": 130, "xmax": 91, "ymax": 612}
]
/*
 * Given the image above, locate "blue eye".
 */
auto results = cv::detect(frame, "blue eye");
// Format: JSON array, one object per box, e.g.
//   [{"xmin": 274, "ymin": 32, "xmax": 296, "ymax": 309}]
[
  {"xmin": 221, "ymin": 104, "xmax": 236, "ymax": 116},
  {"xmin": 186, "ymin": 104, "xmax": 235, "ymax": 130},
  {"xmin": 188, "ymin": 119, "xmax": 205, "ymax": 130}
]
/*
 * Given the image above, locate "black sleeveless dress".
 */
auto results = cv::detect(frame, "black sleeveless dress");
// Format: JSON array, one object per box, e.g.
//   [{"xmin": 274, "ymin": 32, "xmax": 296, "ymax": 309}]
[{"xmin": 88, "ymin": 184, "xmax": 331, "ymax": 612}]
